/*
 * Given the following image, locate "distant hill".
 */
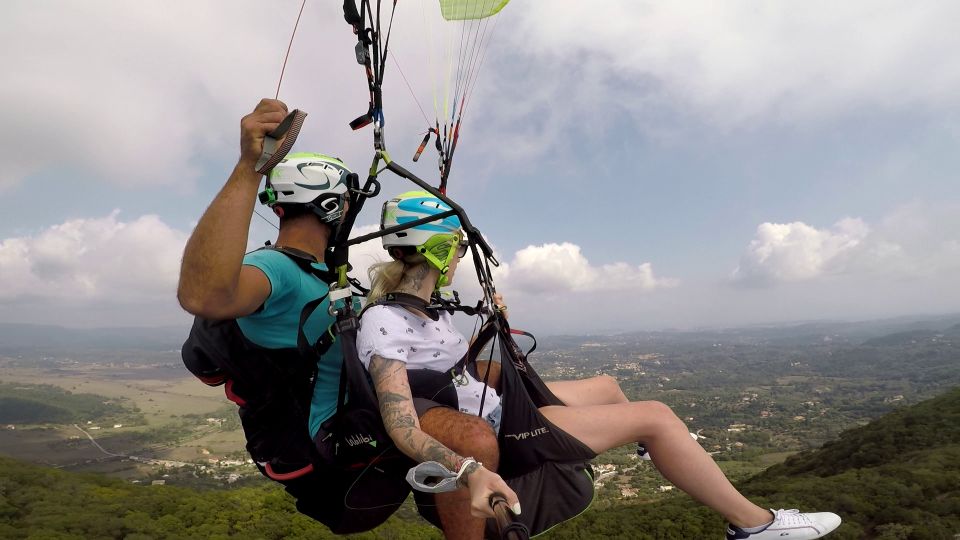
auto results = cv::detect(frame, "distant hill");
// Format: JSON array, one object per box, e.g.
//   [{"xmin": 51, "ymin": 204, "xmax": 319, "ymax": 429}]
[
  {"xmin": 0, "ymin": 323, "xmax": 188, "ymax": 361},
  {"xmin": 738, "ymin": 387, "xmax": 960, "ymax": 538},
  {"xmin": 3, "ymin": 314, "xmax": 958, "ymax": 365},
  {"xmin": 574, "ymin": 313, "xmax": 960, "ymax": 349},
  {"xmin": 861, "ymin": 329, "xmax": 940, "ymax": 347},
  {"xmin": 0, "ymin": 382, "xmax": 136, "ymax": 424},
  {"xmin": 860, "ymin": 324, "xmax": 960, "ymax": 346}
]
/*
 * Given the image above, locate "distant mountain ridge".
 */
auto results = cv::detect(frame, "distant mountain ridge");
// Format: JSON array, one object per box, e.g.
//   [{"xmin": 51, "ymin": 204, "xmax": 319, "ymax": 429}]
[
  {"xmin": 555, "ymin": 313, "xmax": 960, "ymax": 348},
  {"xmin": 861, "ymin": 323, "xmax": 960, "ymax": 347},
  {"xmin": 3, "ymin": 314, "xmax": 958, "ymax": 355},
  {"xmin": 0, "ymin": 323, "xmax": 188, "ymax": 354}
]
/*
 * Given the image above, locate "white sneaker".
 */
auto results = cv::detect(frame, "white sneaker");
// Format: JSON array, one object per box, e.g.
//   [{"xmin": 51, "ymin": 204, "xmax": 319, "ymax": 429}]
[
  {"xmin": 636, "ymin": 443, "xmax": 652, "ymax": 460},
  {"xmin": 637, "ymin": 432, "xmax": 702, "ymax": 461},
  {"xmin": 725, "ymin": 509, "xmax": 841, "ymax": 539}
]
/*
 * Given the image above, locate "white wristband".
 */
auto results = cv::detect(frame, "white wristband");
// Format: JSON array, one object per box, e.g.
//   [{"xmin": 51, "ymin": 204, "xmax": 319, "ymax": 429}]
[{"xmin": 455, "ymin": 457, "xmax": 480, "ymax": 487}]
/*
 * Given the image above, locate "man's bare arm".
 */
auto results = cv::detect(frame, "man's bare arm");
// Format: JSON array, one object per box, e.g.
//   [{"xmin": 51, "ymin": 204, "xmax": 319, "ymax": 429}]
[{"xmin": 177, "ymin": 99, "xmax": 287, "ymax": 319}]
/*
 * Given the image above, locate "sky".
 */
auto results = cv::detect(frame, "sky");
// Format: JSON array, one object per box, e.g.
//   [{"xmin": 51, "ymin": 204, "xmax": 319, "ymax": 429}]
[{"xmin": 1, "ymin": 1, "xmax": 958, "ymax": 334}]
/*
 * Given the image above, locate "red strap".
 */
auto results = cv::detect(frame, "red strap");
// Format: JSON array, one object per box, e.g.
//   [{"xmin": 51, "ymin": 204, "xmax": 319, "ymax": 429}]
[
  {"xmin": 223, "ymin": 379, "xmax": 247, "ymax": 407},
  {"xmin": 197, "ymin": 374, "xmax": 226, "ymax": 386},
  {"xmin": 264, "ymin": 462, "xmax": 314, "ymax": 481}
]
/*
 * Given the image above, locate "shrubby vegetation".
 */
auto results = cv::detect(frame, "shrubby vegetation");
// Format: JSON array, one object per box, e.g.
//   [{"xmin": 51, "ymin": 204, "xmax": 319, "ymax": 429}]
[
  {"xmin": 2, "ymin": 388, "xmax": 957, "ymax": 539},
  {"xmin": 0, "ymin": 456, "xmax": 439, "ymax": 539},
  {"xmin": 0, "ymin": 382, "xmax": 140, "ymax": 425}
]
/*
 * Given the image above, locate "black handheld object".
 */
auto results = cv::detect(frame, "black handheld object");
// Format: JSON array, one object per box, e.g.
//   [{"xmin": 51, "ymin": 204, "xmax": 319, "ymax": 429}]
[{"xmin": 489, "ymin": 495, "xmax": 529, "ymax": 540}]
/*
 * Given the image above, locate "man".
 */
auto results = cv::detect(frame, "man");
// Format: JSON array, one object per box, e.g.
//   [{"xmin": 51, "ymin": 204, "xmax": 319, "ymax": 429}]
[
  {"xmin": 178, "ymin": 99, "xmax": 348, "ymax": 440},
  {"xmin": 180, "ymin": 98, "xmax": 401, "ymax": 534},
  {"xmin": 178, "ymin": 99, "xmax": 505, "ymax": 538}
]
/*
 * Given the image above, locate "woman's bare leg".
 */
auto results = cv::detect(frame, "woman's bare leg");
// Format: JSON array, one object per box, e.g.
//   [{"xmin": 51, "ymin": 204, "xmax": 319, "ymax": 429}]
[
  {"xmin": 539, "ymin": 401, "xmax": 773, "ymax": 528},
  {"xmin": 546, "ymin": 375, "xmax": 628, "ymax": 406}
]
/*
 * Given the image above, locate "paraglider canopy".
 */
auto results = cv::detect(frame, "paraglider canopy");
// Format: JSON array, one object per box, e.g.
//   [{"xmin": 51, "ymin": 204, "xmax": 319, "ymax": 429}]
[
  {"xmin": 439, "ymin": 0, "xmax": 510, "ymax": 20},
  {"xmin": 344, "ymin": 0, "xmax": 511, "ymax": 194}
]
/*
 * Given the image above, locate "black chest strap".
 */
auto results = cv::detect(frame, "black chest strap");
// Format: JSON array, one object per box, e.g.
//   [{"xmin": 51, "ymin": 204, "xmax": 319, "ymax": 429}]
[
  {"xmin": 361, "ymin": 292, "xmax": 441, "ymax": 321},
  {"xmin": 360, "ymin": 291, "xmax": 484, "ymax": 321},
  {"xmin": 254, "ymin": 245, "xmax": 339, "ymax": 359}
]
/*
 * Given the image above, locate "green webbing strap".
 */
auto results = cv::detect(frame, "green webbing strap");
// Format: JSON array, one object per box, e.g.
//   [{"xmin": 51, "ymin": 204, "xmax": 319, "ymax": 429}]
[{"xmin": 255, "ymin": 109, "xmax": 308, "ymax": 174}]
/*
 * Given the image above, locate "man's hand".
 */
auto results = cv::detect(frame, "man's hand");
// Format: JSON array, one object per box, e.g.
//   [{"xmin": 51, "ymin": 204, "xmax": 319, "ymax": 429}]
[
  {"xmin": 238, "ymin": 98, "xmax": 289, "ymax": 171},
  {"xmin": 177, "ymin": 99, "xmax": 286, "ymax": 318},
  {"xmin": 464, "ymin": 465, "xmax": 521, "ymax": 519}
]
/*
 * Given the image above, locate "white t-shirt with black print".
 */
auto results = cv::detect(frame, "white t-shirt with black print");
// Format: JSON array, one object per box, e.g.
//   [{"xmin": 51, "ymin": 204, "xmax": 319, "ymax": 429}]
[{"xmin": 357, "ymin": 304, "xmax": 501, "ymax": 430}]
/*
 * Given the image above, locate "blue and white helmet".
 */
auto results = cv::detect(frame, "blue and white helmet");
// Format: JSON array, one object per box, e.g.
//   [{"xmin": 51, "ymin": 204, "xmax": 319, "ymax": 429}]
[
  {"xmin": 260, "ymin": 152, "xmax": 351, "ymax": 224},
  {"xmin": 380, "ymin": 191, "xmax": 462, "ymax": 254}
]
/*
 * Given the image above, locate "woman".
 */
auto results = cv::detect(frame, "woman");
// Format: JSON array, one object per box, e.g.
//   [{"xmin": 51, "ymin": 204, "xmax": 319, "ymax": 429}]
[{"xmin": 357, "ymin": 191, "xmax": 841, "ymax": 540}]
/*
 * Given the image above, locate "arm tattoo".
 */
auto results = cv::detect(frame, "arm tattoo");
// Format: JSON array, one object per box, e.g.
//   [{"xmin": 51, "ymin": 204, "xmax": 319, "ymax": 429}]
[
  {"xmin": 458, "ymin": 461, "xmax": 481, "ymax": 488},
  {"xmin": 368, "ymin": 355, "xmax": 461, "ymax": 470}
]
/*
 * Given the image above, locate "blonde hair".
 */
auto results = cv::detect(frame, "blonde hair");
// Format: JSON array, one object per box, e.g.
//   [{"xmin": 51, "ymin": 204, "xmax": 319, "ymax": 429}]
[{"xmin": 366, "ymin": 253, "xmax": 428, "ymax": 305}]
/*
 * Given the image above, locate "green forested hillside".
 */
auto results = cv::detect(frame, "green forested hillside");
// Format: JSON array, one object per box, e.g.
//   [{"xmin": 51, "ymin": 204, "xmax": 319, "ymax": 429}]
[
  {"xmin": 0, "ymin": 457, "xmax": 438, "ymax": 539},
  {"xmin": 0, "ymin": 382, "xmax": 138, "ymax": 424},
  {"xmin": 742, "ymin": 386, "xmax": 960, "ymax": 539},
  {"xmin": 545, "ymin": 387, "xmax": 960, "ymax": 539},
  {"xmin": 2, "ymin": 388, "xmax": 958, "ymax": 539}
]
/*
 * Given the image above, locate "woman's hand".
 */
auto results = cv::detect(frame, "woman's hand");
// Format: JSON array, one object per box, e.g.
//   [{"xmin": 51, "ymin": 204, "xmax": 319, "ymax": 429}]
[
  {"xmin": 463, "ymin": 464, "xmax": 521, "ymax": 518},
  {"xmin": 493, "ymin": 292, "xmax": 509, "ymax": 320}
]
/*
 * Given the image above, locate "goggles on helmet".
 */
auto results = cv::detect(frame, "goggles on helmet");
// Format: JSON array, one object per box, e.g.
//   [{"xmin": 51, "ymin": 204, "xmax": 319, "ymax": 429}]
[{"xmin": 416, "ymin": 231, "xmax": 465, "ymax": 289}]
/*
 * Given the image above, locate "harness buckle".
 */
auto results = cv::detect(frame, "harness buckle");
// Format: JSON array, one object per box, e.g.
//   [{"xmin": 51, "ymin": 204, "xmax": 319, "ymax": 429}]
[
  {"xmin": 327, "ymin": 285, "xmax": 353, "ymax": 316},
  {"xmin": 336, "ymin": 316, "xmax": 359, "ymax": 334}
]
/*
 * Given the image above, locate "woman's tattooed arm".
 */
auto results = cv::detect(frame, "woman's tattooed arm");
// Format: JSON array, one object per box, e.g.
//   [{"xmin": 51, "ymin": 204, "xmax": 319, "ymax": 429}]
[{"xmin": 368, "ymin": 354, "xmax": 462, "ymax": 471}]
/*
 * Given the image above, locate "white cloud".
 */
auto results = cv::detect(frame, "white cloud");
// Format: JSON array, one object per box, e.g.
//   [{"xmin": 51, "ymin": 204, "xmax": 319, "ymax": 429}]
[
  {"xmin": 1, "ymin": 3, "xmax": 269, "ymax": 190},
  {"xmin": 346, "ymin": 224, "xmax": 392, "ymax": 289},
  {"xmin": 4, "ymin": 1, "xmax": 958, "ymax": 194},
  {"xmin": 732, "ymin": 218, "xmax": 870, "ymax": 285},
  {"xmin": 341, "ymin": 229, "xmax": 674, "ymax": 303},
  {"xmin": 470, "ymin": 1, "xmax": 960, "ymax": 160},
  {"xmin": 0, "ymin": 211, "xmax": 187, "ymax": 304},
  {"xmin": 499, "ymin": 242, "xmax": 677, "ymax": 294},
  {"xmin": 528, "ymin": 2, "xmax": 960, "ymax": 119},
  {"xmin": 0, "ymin": 1, "xmax": 418, "ymax": 192},
  {"xmin": 733, "ymin": 204, "xmax": 960, "ymax": 286},
  {"xmin": 1, "ymin": 207, "xmax": 954, "ymax": 333},
  {"xmin": 0, "ymin": 214, "xmax": 389, "ymax": 326},
  {"xmin": 874, "ymin": 201, "xmax": 960, "ymax": 277},
  {"xmin": 0, "ymin": 1, "xmax": 523, "ymax": 193}
]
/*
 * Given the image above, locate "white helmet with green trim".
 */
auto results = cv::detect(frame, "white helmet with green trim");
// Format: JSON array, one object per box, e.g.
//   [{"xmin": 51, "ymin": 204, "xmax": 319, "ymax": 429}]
[
  {"xmin": 381, "ymin": 191, "xmax": 465, "ymax": 287},
  {"xmin": 258, "ymin": 152, "xmax": 351, "ymax": 224}
]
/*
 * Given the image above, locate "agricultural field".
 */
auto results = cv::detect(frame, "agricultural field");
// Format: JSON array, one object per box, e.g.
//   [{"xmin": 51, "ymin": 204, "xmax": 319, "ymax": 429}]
[
  {"xmin": 1, "ymin": 314, "xmax": 958, "ymax": 499},
  {"xmin": 0, "ymin": 360, "xmax": 246, "ymax": 481}
]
